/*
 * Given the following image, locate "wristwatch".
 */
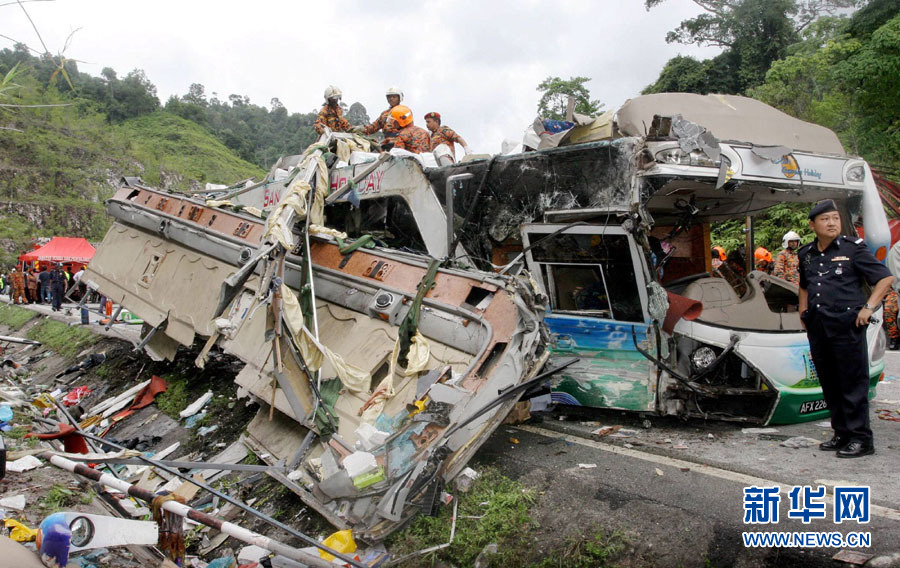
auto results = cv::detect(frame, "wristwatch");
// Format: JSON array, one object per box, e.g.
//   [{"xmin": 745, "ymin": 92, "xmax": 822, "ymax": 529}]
[{"xmin": 863, "ymin": 303, "xmax": 875, "ymax": 310}]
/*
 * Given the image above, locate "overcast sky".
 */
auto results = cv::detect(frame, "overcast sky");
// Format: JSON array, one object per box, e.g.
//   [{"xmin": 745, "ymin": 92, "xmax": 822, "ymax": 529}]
[{"xmin": 3, "ymin": 0, "xmax": 723, "ymax": 154}]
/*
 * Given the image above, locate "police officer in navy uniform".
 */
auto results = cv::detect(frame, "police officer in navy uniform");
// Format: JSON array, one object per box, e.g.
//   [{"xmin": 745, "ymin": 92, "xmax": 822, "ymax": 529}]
[{"xmin": 799, "ymin": 199, "xmax": 893, "ymax": 458}]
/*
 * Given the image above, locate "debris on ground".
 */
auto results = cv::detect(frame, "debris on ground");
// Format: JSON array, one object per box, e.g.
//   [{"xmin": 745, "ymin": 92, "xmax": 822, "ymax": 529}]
[
  {"xmin": 6, "ymin": 455, "xmax": 42, "ymax": 473},
  {"xmin": 454, "ymin": 467, "xmax": 480, "ymax": 493},
  {"xmin": 590, "ymin": 425, "xmax": 622, "ymax": 438},
  {"xmin": 0, "ymin": 494, "xmax": 26, "ymax": 510},
  {"xmin": 876, "ymin": 409, "xmax": 900, "ymax": 422},
  {"xmin": 1, "ymin": 518, "xmax": 37, "ymax": 542},
  {"xmin": 832, "ymin": 549, "xmax": 875, "ymax": 565},
  {"xmin": 180, "ymin": 391, "xmax": 213, "ymax": 419},
  {"xmin": 780, "ymin": 436, "xmax": 822, "ymax": 449},
  {"xmin": 741, "ymin": 427, "xmax": 779, "ymax": 434}
]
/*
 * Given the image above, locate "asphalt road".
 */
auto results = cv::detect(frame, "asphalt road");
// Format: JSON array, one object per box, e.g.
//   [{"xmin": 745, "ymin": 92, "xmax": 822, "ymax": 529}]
[{"xmin": 473, "ymin": 352, "xmax": 900, "ymax": 567}]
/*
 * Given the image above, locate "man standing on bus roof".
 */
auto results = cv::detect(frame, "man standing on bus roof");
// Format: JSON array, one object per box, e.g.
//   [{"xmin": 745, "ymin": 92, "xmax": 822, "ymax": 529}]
[
  {"xmin": 424, "ymin": 112, "xmax": 470, "ymax": 159},
  {"xmin": 354, "ymin": 86, "xmax": 403, "ymax": 148},
  {"xmin": 314, "ymin": 85, "xmax": 352, "ymax": 135},
  {"xmin": 388, "ymin": 106, "xmax": 431, "ymax": 154},
  {"xmin": 798, "ymin": 199, "xmax": 893, "ymax": 458}
]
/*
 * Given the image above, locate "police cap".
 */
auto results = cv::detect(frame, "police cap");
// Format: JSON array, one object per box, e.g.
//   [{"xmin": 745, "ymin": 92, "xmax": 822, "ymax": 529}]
[{"xmin": 808, "ymin": 199, "xmax": 838, "ymax": 220}]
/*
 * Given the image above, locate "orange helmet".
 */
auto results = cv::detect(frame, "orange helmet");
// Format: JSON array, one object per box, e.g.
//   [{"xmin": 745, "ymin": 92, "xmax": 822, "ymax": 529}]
[
  {"xmin": 712, "ymin": 246, "xmax": 726, "ymax": 261},
  {"xmin": 754, "ymin": 247, "xmax": 772, "ymax": 263},
  {"xmin": 390, "ymin": 105, "xmax": 413, "ymax": 127}
]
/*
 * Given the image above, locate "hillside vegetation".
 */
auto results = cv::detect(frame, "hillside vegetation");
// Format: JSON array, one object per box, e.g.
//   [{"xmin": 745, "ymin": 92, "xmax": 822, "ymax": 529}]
[{"xmin": 0, "ymin": 55, "xmax": 264, "ymax": 266}]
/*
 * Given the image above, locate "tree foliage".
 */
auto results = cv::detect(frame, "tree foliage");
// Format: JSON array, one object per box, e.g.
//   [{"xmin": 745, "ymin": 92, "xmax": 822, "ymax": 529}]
[
  {"xmin": 643, "ymin": 0, "xmax": 861, "ymax": 94},
  {"xmin": 749, "ymin": 8, "xmax": 900, "ymax": 166},
  {"xmin": 536, "ymin": 76, "xmax": 603, "ymax": 120},
  {"xmin": 0, "ymin": 47, "xmax": 369, "ymax": 169}
]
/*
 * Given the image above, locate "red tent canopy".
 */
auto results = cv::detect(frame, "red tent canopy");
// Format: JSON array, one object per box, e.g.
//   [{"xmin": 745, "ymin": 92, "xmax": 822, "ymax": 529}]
[{"xmin": 18, "ymin": 237, "xmax": 95, "ymax": 264}]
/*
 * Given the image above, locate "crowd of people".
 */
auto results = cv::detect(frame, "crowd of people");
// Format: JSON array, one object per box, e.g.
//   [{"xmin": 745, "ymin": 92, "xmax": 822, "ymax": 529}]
[
  {"xmin": 313, "ymin": 85, "xmax": 470, "ymax": 160},
  {"xmin": 1, "ymin": 264, "xmax": 84, "ymax": 311}
]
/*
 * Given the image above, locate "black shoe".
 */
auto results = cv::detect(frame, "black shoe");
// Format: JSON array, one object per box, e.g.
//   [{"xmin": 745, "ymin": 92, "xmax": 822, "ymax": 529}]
[
  {"xmin": 836, "ymin": 441, "xmax": 874, "ymax": 458},
  {"xmin": 890, "ymin": 340, "xmax": 899, "ymax": 351},
  {"xmin": 819, "ymin": 435, "xmax": 850, "ymax": 451}
]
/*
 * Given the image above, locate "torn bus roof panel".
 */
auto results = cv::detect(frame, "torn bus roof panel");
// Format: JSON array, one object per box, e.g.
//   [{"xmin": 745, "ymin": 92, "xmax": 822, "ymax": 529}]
[{"xmin": 616, "ymin": 93, "xmax": 846, "ymax": 155}]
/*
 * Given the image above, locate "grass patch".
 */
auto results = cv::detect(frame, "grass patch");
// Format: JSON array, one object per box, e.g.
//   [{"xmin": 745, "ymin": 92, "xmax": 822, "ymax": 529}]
[
  {"xmin": 387, "ymin": 468, "xmax": 536, "ymax": 567},
  {"xmin": 535, "ymin": 529, "xmax": 627, "ymax": 568},
  {"xmin": 36, "ymin": 484, "xmax": 88, "ymax": 514},
  {"xmin": 26, "ymin": 318, "xmax": 97, "ymax": 358},
  {"xmin": 0, "ymin": 304, "xmax": 37, "ymax": 330},
  {"xmin": 155, "ymin": 374, "xmax": 190, "ymax": 419}
]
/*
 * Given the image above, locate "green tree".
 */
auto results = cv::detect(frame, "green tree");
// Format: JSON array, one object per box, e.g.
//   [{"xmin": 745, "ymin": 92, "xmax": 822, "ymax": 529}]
[
  {"xmin": 644, "ymin": 0, "xmax": 861, "ymax": 94},
  {"xmin": 749, "ymin": 9, "xmax": 900, "ymax": 165},
  {"xmin": 536, "ymin": 76, "xmax": 603, "ymax": 120},
  {"xmin": 104, "ymin": 69, "xmax": 159, "ymax": 122}
]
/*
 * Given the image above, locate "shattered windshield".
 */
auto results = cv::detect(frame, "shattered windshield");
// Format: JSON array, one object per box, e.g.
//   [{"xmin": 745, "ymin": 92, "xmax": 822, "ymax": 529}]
[{"xmin": 527, "ymin": 232, "xmax": 643, "ymax": 322}]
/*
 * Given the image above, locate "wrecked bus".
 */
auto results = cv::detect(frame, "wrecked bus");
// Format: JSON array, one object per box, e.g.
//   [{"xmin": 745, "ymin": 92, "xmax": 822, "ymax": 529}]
[
  {"xmin": 425, "ymin": 93, "xmax": 891, "ymax": 425},
  {"xmin": 80, "ymin": 133, "xmax": 551, "ymax": 540},
  {"xmin": 294, "ymin": 94, "xmax": 890, "ymax": 426}
]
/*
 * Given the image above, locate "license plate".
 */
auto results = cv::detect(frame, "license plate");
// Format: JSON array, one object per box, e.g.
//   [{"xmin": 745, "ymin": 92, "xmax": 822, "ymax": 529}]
[{"xmin": 799, "ymin": 399, "xmax": 828, "ymax": 414}]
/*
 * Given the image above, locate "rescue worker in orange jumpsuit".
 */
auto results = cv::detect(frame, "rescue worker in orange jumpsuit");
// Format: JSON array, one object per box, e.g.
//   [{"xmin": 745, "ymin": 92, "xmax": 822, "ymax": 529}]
[
  {"xmin": 355, "ymin": 86, "xmax": 403, "ymax": 149},
  {"xmin": 754, "ymin": 247, "xmax": 773, "ymax": 274},
  {"xmin": 424, "ymin": 112, "xmax": 470, "ymax": 160},
  {"xmin": 10, "ymin": 267, "xmax": 25, "ymax": 304},
  {"xmin": 388, "ymin": 106, "xmax": 431, "ymax": 154},
  {"xmin": 313, "ymin": 86, "xmax": 352, "ymax": 135}
]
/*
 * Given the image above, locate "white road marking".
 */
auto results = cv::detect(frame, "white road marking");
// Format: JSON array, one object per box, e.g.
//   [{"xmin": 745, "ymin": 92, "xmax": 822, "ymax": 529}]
[{"xmin": 516, "ymin": 424, "xmax": 900, "ymax": 522}]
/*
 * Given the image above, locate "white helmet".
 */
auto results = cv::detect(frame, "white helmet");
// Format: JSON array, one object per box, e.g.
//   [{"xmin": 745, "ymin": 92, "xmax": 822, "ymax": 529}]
[
  {"xmin": 324, "ymin": 85, "xmax": 342, "ymax": 101},
  {"xmin": 782, "ymin": 230, "xmax": 802, "ymax": 249},
  {"xmin": 385, "ymin": 86, "xmax": 404, "ymax": 102}
]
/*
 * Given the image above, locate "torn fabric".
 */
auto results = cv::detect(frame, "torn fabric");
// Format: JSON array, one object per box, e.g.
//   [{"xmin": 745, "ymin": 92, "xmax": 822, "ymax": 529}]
[
  {"xmin": 280, "ymin": 284, "xmax": 370, "ymax": 393},
  {"xmin": 263, "ymin": 156, "xmax": 330, "ymax": 249},
  {"xmin": 359, "ymin": 331, "xmax": 431, "ymax": 425},
  {"xmin": 205, "ymin": 199, "xmax": 234, "ymax": 208}
]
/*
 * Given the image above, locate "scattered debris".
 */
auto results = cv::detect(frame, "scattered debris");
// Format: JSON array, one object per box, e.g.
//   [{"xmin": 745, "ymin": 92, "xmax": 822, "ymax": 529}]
[
  {"xmin": 590, "ymin": 425, "xmax": 622, "ymax": 438},
  {"xmin": 454, "ymin": 467, "xmax": 480, "ymax": 493},
  {"xmin": 197, "ymin": 424, "xmax": 219, "ymax": 437},
  {"xmin": 238, "ymin": 545, "xmax": 271, "ymax": 564},
  {"xmin": 655, "ymin": 468, "xmax": 664, "ymax": 476},
  {"xmin": 180, "ymin": 391, "xmax": 213, "ymax": 419},
  {"xmin": 6, "ymin": 455, "xmax": 43, "ymax": 473},
  {"xmin": 780, "ymin": 436, "xmax": 821, "ymax": 449},
  {"xmin": 577, "ymin": 463, "xmax": 598, "ymax": 469},
  {"xmin": 2, "ymin": 518, "xmax": 37, "ymax": 542},
  {"xmin": 741, "ymin": 427, "xmax": 779, "ymax": 434},
  {"xmin": 319, "ymin": 529, "xmax": 356, "ymax": 562},
  {"xmin": 62, "ymin": 386, "xmax": 92, "ymax": 407},
  {"xmin": 876, "ymin": 409, "xmax": 900, "ymax": 422},
  {"xmin": 0, "ymin": 494, "xmax": 26, "ymax": 511},
  {"xmin": 609, "ymin": 428, "xmax": 638, "ymax": 438},
  {"xmin": 832, "ymin": 549, "xmax": 875, "ymax": 565}
]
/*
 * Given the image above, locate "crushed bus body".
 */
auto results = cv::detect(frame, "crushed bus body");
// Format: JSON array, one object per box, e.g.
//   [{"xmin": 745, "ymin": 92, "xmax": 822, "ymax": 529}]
[
  {"xmin": 428, "ymin": 93, "xmax": 889, "ymax": 425},
  {"xmin": 80, "ymin": 133, "xmax": 549, "ymax": 540}
]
